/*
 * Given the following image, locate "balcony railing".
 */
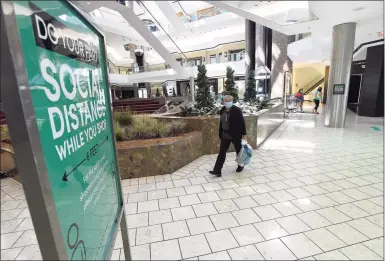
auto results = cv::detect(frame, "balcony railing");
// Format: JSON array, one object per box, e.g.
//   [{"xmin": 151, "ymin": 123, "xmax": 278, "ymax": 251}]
[{"xmin": 179, "ymin": 6, "xmax": 228, "ymax": 24}]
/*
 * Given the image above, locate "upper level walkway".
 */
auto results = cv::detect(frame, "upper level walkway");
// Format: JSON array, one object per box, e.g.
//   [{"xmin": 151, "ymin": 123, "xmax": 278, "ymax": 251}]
[{"xmin": 1, "ymin": 104, "xmax": 383, "ymax": 260}]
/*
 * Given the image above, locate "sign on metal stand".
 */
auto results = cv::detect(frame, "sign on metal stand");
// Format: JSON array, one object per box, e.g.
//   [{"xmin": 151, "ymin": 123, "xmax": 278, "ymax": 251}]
[{"xmin": 1, "ymin": 1, "xmax": 131, "ymax": 260}]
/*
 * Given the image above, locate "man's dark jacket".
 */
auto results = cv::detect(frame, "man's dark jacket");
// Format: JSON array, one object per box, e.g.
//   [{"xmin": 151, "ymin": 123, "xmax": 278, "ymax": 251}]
[{"xmin": 218, "ymin": 106, "xmax": 246, "ymax": 141}]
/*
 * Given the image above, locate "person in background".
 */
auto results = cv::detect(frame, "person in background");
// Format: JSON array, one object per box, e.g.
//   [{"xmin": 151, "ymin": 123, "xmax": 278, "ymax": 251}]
[
  {"xmin": 313, "ymin": 87, "xmax": 323, "ymax": 114},
  {"xmin": 295, "ymin": 88, "xmax": 304, "ymax": 112},
  {"xmin": 209, "ymin": 95, "xmax": 247, "ymax": 177},
  {"xmin": 217, "ymin": 92, "xmax": 224, "ymax": 104}
]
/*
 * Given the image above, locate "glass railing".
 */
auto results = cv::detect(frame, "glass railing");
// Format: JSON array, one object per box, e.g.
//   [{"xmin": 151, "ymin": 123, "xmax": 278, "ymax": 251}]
[
  {"xmin": 131, "ymin": 63, "xmax": 171, "ymax": 73},
  {"xmin": 179, "ymin": 7, "xmax": 228, "ymax": 24}
]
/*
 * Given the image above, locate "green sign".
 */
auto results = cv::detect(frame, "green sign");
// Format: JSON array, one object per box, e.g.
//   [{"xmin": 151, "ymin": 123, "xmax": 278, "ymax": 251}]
[
  {"xmin": 371, "ymin": 126, "xmax": 381, "ymax": 131},
  {"xmin": 333, "ymin": 84, "xmax": 345, "ymax": 95},
  {"xmin": 13, "ymin": 1, "xmax": 122, "ymax": 259}
]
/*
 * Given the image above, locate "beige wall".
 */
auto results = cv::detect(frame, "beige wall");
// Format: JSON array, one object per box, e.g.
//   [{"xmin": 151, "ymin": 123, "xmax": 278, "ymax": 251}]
[{"xmin": 292, "ymin": 63, "xmax": 326, "ymax": 99}]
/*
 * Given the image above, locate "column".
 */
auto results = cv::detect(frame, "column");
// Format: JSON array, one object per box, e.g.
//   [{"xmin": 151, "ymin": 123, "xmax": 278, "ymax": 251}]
[
  {"xmin": 189, "ymin": 76, "xmax": 195, "ymax": 102},
  {"xmin": 325, "ymin": 23, "xmax": 356, "ymax": 128},
  {"xmin": 245, "ymin": 20, "xmax": 256, "ymax": 83}
]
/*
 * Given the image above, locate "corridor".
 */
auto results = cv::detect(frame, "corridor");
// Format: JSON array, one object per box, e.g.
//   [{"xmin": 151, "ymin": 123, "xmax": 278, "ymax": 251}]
[{"xmin": 1, "ymin": 108, "xmax": 384, "ymax": 260}]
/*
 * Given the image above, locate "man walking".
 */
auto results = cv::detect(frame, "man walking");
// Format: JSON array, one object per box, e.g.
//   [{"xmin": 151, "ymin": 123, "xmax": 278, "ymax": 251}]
[{"xmin": 209, "ymin": 95, "xmax": 247, "ymax": 177}]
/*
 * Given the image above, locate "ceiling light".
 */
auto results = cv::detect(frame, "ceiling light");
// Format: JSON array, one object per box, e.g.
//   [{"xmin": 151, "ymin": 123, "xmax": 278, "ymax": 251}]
[
  {"xmin": 285, "ymin": 19, "xmax": 299, "ymax": 24},
  {"xmin": 352, "ymin": 6, "xmax": 365, "ymax": 11}
]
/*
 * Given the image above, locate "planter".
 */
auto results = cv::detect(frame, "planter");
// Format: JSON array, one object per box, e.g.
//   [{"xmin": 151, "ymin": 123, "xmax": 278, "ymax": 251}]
[
  {"xmin": 117, "ymin": 131, "xmax": 203, "ymax": 179},
  {"xmin": 116, "ymin": 104, "xmax": 284, "ymax": 179},
  {"xmin": 154, "ymin": 104, "xmax": 284, "ymax": 154},
  {"xmin": 0, "ymin": 140, "xmax": 17, "ymax": 178}
]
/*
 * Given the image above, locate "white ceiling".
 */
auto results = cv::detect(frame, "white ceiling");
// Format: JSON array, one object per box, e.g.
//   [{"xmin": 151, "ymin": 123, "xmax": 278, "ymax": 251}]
[
  {"xmin": 73, "ymin": 1, "xmax": 383, "ymax": 67},
  {"xmin": 170, "ymin": 1, "xmax": 213, "ymax": 14}
]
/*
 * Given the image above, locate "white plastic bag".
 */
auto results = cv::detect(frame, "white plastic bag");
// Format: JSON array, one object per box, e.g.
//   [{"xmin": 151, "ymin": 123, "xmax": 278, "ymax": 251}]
[{"xmin": 235, "ymin": 141, "xmax": 253, "ymax": 166}]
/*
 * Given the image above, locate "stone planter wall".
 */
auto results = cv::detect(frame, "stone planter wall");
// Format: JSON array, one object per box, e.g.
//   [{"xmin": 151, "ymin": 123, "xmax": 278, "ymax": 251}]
[
  {"xmin": 117, "ymin": 131, "xmax": 202, "ymax": 179},
  {"xmin": 154, "ymin": 104, "xmax": 284, "ymax": 154},
  {"xmin": 116, "ymin": 104, "xmax": 284, "ymax": 179}
]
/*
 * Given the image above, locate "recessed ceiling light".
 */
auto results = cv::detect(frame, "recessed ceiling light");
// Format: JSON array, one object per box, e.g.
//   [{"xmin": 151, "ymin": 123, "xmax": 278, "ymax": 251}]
[{"xmin": 352, "ymin": 6, "xmax": 365, "ymax": 11}]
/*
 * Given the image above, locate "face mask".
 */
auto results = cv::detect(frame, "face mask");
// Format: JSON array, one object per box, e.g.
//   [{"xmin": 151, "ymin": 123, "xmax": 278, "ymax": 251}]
[{"xmin": 224, "ymin": 101, "xmax": 233, "ymax": 109}]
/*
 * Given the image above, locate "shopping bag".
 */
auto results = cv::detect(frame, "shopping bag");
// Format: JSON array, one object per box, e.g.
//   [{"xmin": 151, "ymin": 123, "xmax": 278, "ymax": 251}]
[{"xmin": 235, "ymin": 141, "xmax": 253, "ymax": 166}]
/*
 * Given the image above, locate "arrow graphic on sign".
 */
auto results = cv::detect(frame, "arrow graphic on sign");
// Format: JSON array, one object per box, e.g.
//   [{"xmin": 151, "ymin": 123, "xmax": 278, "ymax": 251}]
[
  {"xmin": 62, "ymin": 158, "xmax": 87, "ymax": 181},
  {"xmin": 98, "ymin": 135, "xmax": 108, "ymax": 148},
  {"xmin": 371, "ymin": 126, "xmax": 381, "ymax": 131},
  {"xmin": 62, "ymin": 136, "xmax": 109, "ymax": 182}
]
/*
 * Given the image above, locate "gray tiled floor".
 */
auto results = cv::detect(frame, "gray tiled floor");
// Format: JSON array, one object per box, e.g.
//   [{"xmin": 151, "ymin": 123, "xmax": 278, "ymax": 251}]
[{"xmin": 1, "ymin": 108, "xmax": 384, "ymax": 260}]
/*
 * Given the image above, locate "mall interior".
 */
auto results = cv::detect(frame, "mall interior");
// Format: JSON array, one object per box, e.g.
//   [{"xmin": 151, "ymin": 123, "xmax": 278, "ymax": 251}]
[{"xmin": 0, "ymin": 0, "xmax": 384, "ymax": 260}]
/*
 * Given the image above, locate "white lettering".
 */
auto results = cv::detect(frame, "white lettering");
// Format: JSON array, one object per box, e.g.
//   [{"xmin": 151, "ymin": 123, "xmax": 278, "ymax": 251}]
[
  {"xmin": 40, "ymin": 58, "xmax": 60, "ymax": 102},
  {"xmin": 48, "ymin": 107, "xmax": 64, "ymax": 140},
  {"xmin": 59, "ymin": 64, "xmax": 76, "ymax": 100},
  {"xmin": 47, "ymin": 23, "xmax": 58, "ymax": 44},
  {"xmin": 35, "ymin": 15, "xmax": 47, "ymax": 40}
]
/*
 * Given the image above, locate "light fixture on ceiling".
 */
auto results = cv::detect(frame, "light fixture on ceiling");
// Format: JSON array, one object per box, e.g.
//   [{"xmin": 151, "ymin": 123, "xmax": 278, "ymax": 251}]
[
  {"xmin": 352, "ymin": 6, "xmax": 365, "ymax": 11},
  {"xmin": 141, "ymin": 19, "xmax": 154, "ymax": 25},
  {"xmin": 285, "ymin": 19, "xmax": 299, "ymax": 24}
]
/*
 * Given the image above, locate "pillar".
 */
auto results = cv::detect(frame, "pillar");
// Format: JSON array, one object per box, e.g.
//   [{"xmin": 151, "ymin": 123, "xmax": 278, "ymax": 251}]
[
  {"xmin": 189, "ymin": 76, "xmax": 195, "ymax": 102},
  {"xmin": 325, "ymin": 23, "xmax": 356, "ymax": 128},
  {"xmin": 245, "ymin": 20, "xmax": 256, "ymax": 87},
  {"xmin": 263, "ymin": 27, "xmax": 272, "ymax": 99}
]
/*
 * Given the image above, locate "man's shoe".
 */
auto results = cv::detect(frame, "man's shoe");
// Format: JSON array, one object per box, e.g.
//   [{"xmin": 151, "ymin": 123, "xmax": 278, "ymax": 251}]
[
  {"xmin": 236, "ymin": 166, "xmax": 244, "ymax": 173},
  {"xmin": 209, "ymin": 170, "xmax": 222, "ymax": 177}
]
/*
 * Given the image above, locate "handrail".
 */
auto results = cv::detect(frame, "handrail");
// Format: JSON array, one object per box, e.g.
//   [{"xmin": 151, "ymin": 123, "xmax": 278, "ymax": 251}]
[
  {"xmin": 175, "ymin": 1, "xmax": 192, "ymax": 22},
  {"xmin": 302, "ymin": 77, "xmax": 324, "ymax": 95},
  {"xmin": 139, "ymin": 1, "xmax": 188, "ymax": 61}
]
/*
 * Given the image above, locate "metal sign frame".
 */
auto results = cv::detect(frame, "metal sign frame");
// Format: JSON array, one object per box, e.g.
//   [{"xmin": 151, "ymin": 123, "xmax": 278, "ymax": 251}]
[{"xmin": 0, "ymin": 1, "xmax": 131, "ymax": 260}]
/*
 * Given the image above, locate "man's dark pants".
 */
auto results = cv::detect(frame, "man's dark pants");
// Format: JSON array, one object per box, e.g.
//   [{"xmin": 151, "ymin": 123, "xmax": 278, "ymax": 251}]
[{"xmin": 213, "ymin": 138, "xmax": 242, "ymax": 172}]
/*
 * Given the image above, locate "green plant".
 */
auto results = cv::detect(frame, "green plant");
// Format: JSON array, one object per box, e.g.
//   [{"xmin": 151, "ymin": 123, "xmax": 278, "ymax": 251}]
[
  {"xmin": 223, "ymin": 66, "xmax": 239, "ymax": 103},
  {"xmin": 195, "ymin": 64, "xmax": 214, "ymax": 111},
  {"xmin": 177, "ymin": 106, "xmax": 200, "ymax": 117},
  {"xmin": 115, "ymin": 122, "xmax": 125, "ymax": 141},
  {"xmin": 172, "ymin": 88, "xmax": 177, "ymax": 97},
  {"xmin": 156, "ymin": 88, "xmax": 161, "ymax": 97},
  {"xmin": 114, "ymin": 111, "xmax": 134, "ymax": 126},
  {"xmin": 260, "ymin": 100, "xmax": 269, "ymax": 109},
  {"xmin": 244, "ymin": 70, "xmax": 257, "ymax": 103},
  {"xmin": 115, "ymin": 115, "xmax": 187, "ymax": 141},
  {"xmin": 128, "ymin": 116, "xmax": 168, "ymax": 140}
]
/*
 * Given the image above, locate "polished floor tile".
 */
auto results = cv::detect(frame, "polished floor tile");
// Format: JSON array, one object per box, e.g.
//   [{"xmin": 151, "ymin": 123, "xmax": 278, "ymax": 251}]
[{"xmin": 1, "ymin": 108, "xmax": 383, "ymax": 260}]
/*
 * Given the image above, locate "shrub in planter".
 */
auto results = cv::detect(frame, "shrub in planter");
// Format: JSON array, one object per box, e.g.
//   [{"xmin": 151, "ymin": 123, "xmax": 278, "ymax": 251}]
[
  {"xmin": 244, "ymin": 70, "xmax": 257, "ymax": 103},
  {"xmin": 195, "ymin": 64, "xmax": 214, "ymax": 113},
  {"xmin": 119, "ymin": 116, "xmax": 187, "ymax": 141},
  {"xmin": 156, "ymin": 88, "xmax": 161, "ymax": 97},
  {"xmin": 115, "ymin": 122, "xmax": 126, "ymax": 141},
  {"xmin": 129, "ymin": 116, "xmax": 167, "ymax": 139},
  {"xmin": 178, "ymin": 106, "xmax": 200, "ymax": 117},
  {"xmin": 114, "ymin": 111, "xmax": 134, "ymax": 126},
  {"xmin": 223, "ymin": 66, "xmax": 239, "ymax": 103}
]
